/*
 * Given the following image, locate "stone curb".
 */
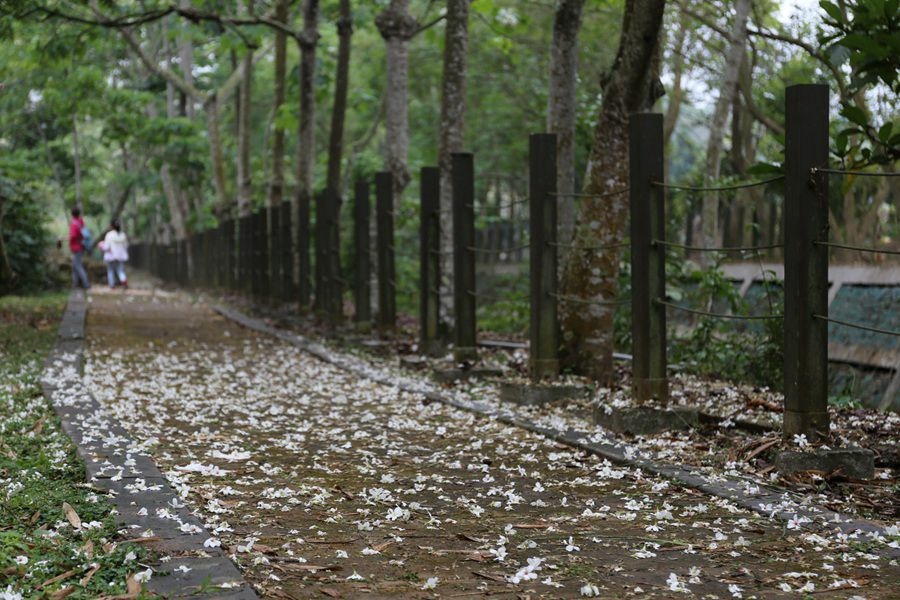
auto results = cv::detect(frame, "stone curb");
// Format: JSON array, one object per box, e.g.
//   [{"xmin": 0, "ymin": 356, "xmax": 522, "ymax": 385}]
[
  {"xmin": 213, "ymin": 303, "xmax": 898, "ymax": 559},
  {"xmin": 42, "ymin": 291, "xmax": 259, "ymax": 599}
]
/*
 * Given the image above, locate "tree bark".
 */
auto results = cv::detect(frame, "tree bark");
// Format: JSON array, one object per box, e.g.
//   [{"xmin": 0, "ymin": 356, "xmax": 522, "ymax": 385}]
[
  {"xmin": 437, "ymin": 0, "xmax": 470, "ymax": 332},
  {"xmin": 700, "ymin": 0, "xmax": 751, "ymax": 259},
  {"xmin": 236, "ymin": 44, "xmax": 254, "ymax": 217},
  {"xmin": 72, "ymin": 116, "xmax": 82, "ymax": 208},
  {"xmin": 547, "ymin": 0, "xmax": 586, "ymax": 249},
  {"xmin": 178, "ymin": 0, "xmax": 195, "ymax": 119},
  {"xmin": 296, "ymin": 0, "xmax": 319, "ymax": 311},
  {"xmin": 375, "ymin": 0, "xmax": 418, "ymax": 198},
  {"xmin": 268, "ymin": 0, "xmax": 288, "ymax": 209},
  {"xmin": 326, "ymin": 0, "xmax": 352, "ymax": 197},
  {"xmin": 559, "ymin": 0, "xmax": 667, "ymax": 380},
  {"xmin": 663, "ymin": 10, "xmax": 689, "ymax": 146}
]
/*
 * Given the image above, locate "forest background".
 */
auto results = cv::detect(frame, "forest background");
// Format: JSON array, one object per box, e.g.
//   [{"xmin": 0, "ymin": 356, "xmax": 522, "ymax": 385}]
[{"xmin": 0, "ymin": 0, "xmax": 897, "ymax": 386}]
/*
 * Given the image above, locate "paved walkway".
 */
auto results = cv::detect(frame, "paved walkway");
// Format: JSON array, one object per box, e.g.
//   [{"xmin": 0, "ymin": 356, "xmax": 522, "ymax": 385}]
[{"xmin": 83, "ymin": 282, "xmax": 899, "ymax": 599}]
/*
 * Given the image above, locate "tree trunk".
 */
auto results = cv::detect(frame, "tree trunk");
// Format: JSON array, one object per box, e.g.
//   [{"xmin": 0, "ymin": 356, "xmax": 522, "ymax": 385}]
[
  {"xmin": 663, "ymin": 10, "xmax": 689, "ymax": 146},
  {"xmin": 178, "ymin": 0, "xmax": 195, "ymax": 119},
  {"xmin": 547, "ymin": 0, "xmax": 586, "ymax": 249},
  {"xmin": 559, "ymin": 0, "xmax": 666, "ymax": 380},
  {"xmin": 326, "ymin": 0, "xmax": 352, "ymax": 197},
  {"xmin": 700, "ymin": 0, "xmax": 751, "ymax": 259},
  {"xmin": 268, "ymin": 0, "xmax": 288, "ymax": 209},
  {"xmin": 237, "ymin": 45, "xmax": 254, "ymax": 217},
  {"xmin": 296, "ymin": 0, "xmax": 319, "ymax": 311},
  {"xmin": 437, "ymin": 0, "xmax": 470, "ymax": 332},
  {"xmin": 204, "ymin": 96, "xmax": 231, "ymax": 214},
  {"xmin": 72, "ymin": 116, "xmax": 82, "ymax": 208},
  {"xmin": 375, "ymin": 0, "xmax": 418, "ymax": 198}
]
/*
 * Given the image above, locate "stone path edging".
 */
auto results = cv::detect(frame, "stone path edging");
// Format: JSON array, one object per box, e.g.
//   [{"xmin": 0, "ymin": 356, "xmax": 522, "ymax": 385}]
[
  {"xmin": 42, "ymin": 291, "xmax": 259, "ymax": 599},
  {"xmin": 213, "ymin": 303, "xmax": 898, "ymax": 559}
]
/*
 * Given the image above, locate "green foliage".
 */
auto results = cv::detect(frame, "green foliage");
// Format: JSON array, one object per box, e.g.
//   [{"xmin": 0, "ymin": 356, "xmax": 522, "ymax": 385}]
[
  {"xmin": 0, "ymin": 175, "xmax": 55, "ymax": 294},
  {"xmin": 665, "ymin": 257, "xmax": 784, "ymax": 389},
  {"xmin": 819, "ymin": 0, "xmax": 900, "ymax": 165},
  {"xmin": 0, "ymin": 294, "xmax": 148, "ymax": 597}
]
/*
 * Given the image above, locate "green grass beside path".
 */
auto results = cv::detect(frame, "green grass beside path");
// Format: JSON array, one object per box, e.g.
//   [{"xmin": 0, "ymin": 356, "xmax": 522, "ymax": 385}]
[{"xmin": 0, "ymin": 293, "xmax": 147, "ymax": 599}]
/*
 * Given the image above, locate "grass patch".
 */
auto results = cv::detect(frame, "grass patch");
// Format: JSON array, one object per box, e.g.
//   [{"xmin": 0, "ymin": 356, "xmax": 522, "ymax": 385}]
[{"xmin": 0, "ymin": 293, "xmax": 149, "ymax": 598}]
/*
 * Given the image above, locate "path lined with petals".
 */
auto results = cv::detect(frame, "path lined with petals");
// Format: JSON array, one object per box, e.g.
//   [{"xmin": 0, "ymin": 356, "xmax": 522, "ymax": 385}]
[{"xmin": 83, "ymin": 285, "xmax": 899, "ymax": 599}]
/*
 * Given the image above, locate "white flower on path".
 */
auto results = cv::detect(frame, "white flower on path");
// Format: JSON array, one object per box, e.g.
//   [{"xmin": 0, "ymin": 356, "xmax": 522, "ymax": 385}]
[
  {"xmin": 667, "ymin": 573, "xmax": 689, "ymax": 593},
  {"xmin": 793, "ymin": 434, "xmax": 809, "ymax": 448},
  {"xmin": 422, "ymin": 577, "xmax": 439, "ymax": 590},
  {"xmin": 347, "ymin": 571, "xmax": 364, "ymax": 581},
  {"xmin": 174, "ymin": 565, "xmax": 192, "ymax": 574},
  {"xmin": 565, "ymin": 536, "xmax": 580, "ymax": 552},
  {"xmin": 124, "ymin": 551, "xmax": 137, "ymax": 563},
  {"xmin": 728, "ymin": 583, "xmax": 743, "ymax": 598},
  {"xmin": 13, "ymin": 556, "xmax": 27, "ymax": 566},
  {"xmin": 203, "ymin": 538, "xmax": 221, "ymax": 549},
  {"xmin": 1, "ymin": 585, "xmax": 23, "ymax": 600},
  {"xmin": 787, "ymin": 514, "xmax": 811, "ymax": 530},
  {"xmin": 580, "ymin": 583, "xmax": 600, "ymax": 597},
  {"xmin": 134, "ymin": 568, "xmax": 153, "ymax": 583},
  {"xmin": 336, "ymin": 550, "xmax": 348, "ymax": 559}
]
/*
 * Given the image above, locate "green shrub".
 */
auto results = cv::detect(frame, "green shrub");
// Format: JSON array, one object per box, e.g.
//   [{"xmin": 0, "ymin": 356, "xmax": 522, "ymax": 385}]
[{"xmin": 0, "ymin": 176, "xmax": 53, "ymax": 294}]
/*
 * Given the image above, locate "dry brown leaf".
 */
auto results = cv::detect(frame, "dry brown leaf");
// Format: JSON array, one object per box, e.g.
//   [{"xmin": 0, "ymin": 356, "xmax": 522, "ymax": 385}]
[
  {"xmin": 50, "ymin": 587, "xmax": 75, "ymax": 600},
  {"xmin": 126, "ymin": 573, "xmax": 142, "ymax": 596},
  {"xmin": 745, "ymin": 438, "xmax": 780, "ymax": 462},
  {"xmin": 31, "ymin": 415, "xmax": 47, "ymax": 435},
  {"xmin": 512, "ymin": 522, "xmax": 549, "ymax": 529},
  {"xmin": 252, "ymin": 543, "xmax": 277, "ymax": 553},
  {"xmin": 82, "ymin": 539, "xmax": 94, "ymax": 558},
  {"xmin": 62, "ymin": 502, "xmax": 81, "ymax": 529},
  {"xmin": 80, "ymin": 564, "xmax": 101, "ymax": 587},
  {"xmin": 320, "ymin": 588, "xmax": 342, "ymax": 598},
  {"xmin": 38, "ymin": 568, "xmax": 78, "ymax": 590},
  {"xmin": 371, "ymin": 540, "xmax": 394, "ymax": 552},
  {"xmin": 472, "ymin": 570, "xmax": 506, "ymax": 582},
  {"xmin": 29, "ymin": 510, "xmax": 41, "ymax": 524}
]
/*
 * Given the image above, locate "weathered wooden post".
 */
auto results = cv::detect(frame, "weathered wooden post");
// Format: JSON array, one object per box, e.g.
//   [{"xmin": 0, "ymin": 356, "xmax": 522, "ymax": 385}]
[
  {"xmin": 269, "ymin": 205, "xmax": 282, "ymax": 301},
  {"xmin": 529, "ymin": 134, "xmax": 559, "ymax": 378},
  {"xmin": 314, "ymin": 190, "xmax": 327, "ymax": 313},
  {"xmin": 630, "ymin": 113, "xmax": 667, "ymax": 403},
  {"xmin": 420, "ymin": 166, "xmax": 442, "ymax": 354},
  {"xmin": 298, "ymin": 193, "xmax": 312, "ymax": 311},
  {"xmin": 325, "ymin": 188, "xmax": 343, "ymax": 322},
  {"xmin": 259, "ymin": 210, "xmax": 271, "ymax": 301},
  {"xmin": 354, "ymin": 179, "xmax": 372, "ymax": 330},
  {"xmin": 783, "ymin": 84, "xmax": 830, "ymax": 437},
  {"xmin": 452, "ymin": 152, "xmax": 477, "ymax": 362},
  {"xmin": 241, "ymin": 214, "xmax": 252, "ymax": 296},
  {"xmin": 224, "ymin": 219, "xmax": 236, "ymax": 291},
  {"xmin": 375, "ymin": 172, "xmax": 396, "ymax": 330},
  {"xmin": 280, "ymin": 202, "xmax": 294, "ymax": 301},
  {"xmin": 251, "ymin": 212, "xmax": 262, "ymax": 300}
]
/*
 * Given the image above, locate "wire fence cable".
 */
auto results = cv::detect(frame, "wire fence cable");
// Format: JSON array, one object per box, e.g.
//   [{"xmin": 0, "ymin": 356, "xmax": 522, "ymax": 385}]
[
  {"xmin": 812, "ymin": 241, "xmax": 900, "ymax": 256},
  {"xmin": 655, "ymin": 298, "xmax": 783, "ymax": 320},
  {"xmin": 654, "ymin": 240, "xmax": 784, "ymax": 253},
  {"xmin": 651, "ymin": 175, "xmax": 785, "ymax": 192},
  {"xmin": 812, "ymin": 314, "xmax": 900, "ymax": 337}
]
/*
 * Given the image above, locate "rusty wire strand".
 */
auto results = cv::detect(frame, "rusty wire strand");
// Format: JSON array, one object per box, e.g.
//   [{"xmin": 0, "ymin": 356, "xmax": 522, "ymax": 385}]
[
  {"xmin": 653, "ymin": 240, "xmax": 784, "ymax": 253},
  {"xmin": 812, "ymin": 314, "xmax": 900, "ymax": 337},
  {"xmin": 651, "ymin": 175, "xmax": 784, "ymax": 192},
  {"xmin": 654, "ymin": 298, "xmax": 783, "ymax": 320},
  {"xmin": 549, "ymin": 292, "xmax": 628, "ymax": 307},
  {"xmin": 812, "ymin": 241, "xmax": 900, "ymax": 256},
  {"xmin": 549, "ymin": 241, "xmax": 629, "ymax": 251},
  {"xmin": 812, "ymin": 168, "xmax": 900, "ymax": 177}
]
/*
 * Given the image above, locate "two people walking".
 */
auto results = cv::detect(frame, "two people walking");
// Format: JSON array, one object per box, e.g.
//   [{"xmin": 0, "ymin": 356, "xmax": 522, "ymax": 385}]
[{"xmin": 68, "ymin": 207, "xmax": 129, "ymax": 290}]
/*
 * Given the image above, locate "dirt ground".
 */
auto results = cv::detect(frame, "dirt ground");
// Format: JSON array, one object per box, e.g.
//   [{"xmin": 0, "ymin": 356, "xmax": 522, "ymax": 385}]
[{"xmin": 82, "ymin": 282, "xmax": 899, "ymax": 599}]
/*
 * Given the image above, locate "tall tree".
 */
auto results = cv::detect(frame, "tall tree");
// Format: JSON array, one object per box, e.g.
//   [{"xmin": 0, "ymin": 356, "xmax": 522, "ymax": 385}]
[
  {"xmin": 267, "ymin": 0, "xmax": 289, "ymax": 209},
  {"xmin": 547, "ymin": 0, "xmax": 586, "ymax": 248},
  {"xmin": 559, "ymin": 0, "xmax": 667, "ymax": 379},
  {"xmin": 700, "ymin": 0, "xmax": 751, "ymax": 257},
  {"xmin": 375, "ymin": 0, "xmax": 418, "ymax": 197},
  {"xmin": 236, "ymin": 40, "xmax": 254, "ymax": 216},
  {"xmin": 297, "ymin": 0, "xmax": 319, "ymax": 310},
  {"xmin": 322, "ymin": 0, "xmax": 353, "ymax": 319},
  {"xmin": 437, "ymin": 0, "xmax": 470, "ymax": 331}
]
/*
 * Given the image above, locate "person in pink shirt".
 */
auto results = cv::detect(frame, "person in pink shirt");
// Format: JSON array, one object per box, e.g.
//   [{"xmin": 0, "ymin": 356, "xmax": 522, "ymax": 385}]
[{"xmin": 68, "ymin": 207, "xmax": 90, "ymax": 289}]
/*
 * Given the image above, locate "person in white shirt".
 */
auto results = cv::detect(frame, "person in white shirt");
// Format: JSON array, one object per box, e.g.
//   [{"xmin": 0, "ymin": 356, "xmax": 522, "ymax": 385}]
[{"xmin": 98, "ymin": 219, "xmax": 129, "ymax": 289}]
